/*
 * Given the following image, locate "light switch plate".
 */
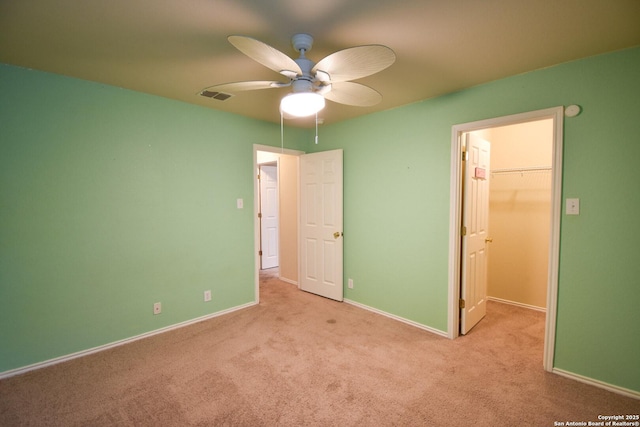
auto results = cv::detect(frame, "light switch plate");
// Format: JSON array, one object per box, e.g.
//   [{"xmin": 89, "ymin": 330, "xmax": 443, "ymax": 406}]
[
  {"xmin": 566, "ymin": 198, "xmax": 580, "ymax": 215},
  {"xmin": 237, "ymin": 198, "xmax": 243, "ymax": 209}
]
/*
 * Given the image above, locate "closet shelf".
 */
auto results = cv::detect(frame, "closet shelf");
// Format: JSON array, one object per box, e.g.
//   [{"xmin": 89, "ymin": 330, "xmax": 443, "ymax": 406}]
[{"xmin": 491, "ymin": 166, "xmax": 551, "ymax": 175}]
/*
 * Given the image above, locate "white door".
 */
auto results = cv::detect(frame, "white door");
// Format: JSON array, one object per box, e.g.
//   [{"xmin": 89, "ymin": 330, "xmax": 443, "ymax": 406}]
[
  {"xmin": 460, "ymin": 133, "xmax": 491, "ymax": 334},
  {"xmin": 299, "ymin": 149, "xmax": 343, "ymax": 301},
  {"xmin": 260, "ymin": 165, "xmax": 279, "ymax": 269}
]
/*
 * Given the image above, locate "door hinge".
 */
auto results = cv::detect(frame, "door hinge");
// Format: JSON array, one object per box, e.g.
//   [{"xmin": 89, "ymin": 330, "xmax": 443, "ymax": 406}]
[
  {"xmin": 259, "ymin": 250, "xmax": 262, "ymax": 256},
  {"xmin": 258, "ymin": 212, "xmax": 262, "ymax": 218},
  {"xmin": 459, "ymin": 299, "xmax": 466, "ymax": 309},
  {"xmin": 462, "ymin": 150, "xmax": 468, "ymax": 161},
  {"xmin": 257, "ymin": 174, "xmax": 260, "ymax": 180},
  {"xmin": 462, "ymin": 226, "xmax": 467, "ymax": 236}
]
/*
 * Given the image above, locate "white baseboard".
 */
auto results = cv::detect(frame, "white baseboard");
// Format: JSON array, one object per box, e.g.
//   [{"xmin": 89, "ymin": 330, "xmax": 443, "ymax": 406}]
[
  {"xmin": 0, "ymin": 301, "xmax": 258, "ymax": 380},
  {"xmin": 488, "ymin": 296, "xmax": 546, "ymax": 312},
  {"xmin": 278, "ymin": 276, "xmax": 298, "ymax": 286},
  {"xmin": 552, "ymin": 368, "xmax": 640, "ymax": 400},
  {"xmin": 344, "ymin": 299, "xmax": 448, "ymax": 338}
]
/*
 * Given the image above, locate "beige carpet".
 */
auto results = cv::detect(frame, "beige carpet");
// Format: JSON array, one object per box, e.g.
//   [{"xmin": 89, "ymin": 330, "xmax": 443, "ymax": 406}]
[{"xmin": 1, "ymin": 269, "xmax": 638, "ymax": 426}]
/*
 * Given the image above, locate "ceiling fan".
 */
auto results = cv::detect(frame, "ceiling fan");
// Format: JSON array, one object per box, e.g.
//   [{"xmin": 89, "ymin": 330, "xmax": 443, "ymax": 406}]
[{"xmin": 200, "ymin": 34, "xmax": 396, "ymax": 118}]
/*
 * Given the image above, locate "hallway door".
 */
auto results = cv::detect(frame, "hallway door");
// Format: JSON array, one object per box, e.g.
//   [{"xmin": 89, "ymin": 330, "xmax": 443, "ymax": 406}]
[{"xmin": 260, "ymin": 165, "xmax": 279, "ymax": 269}]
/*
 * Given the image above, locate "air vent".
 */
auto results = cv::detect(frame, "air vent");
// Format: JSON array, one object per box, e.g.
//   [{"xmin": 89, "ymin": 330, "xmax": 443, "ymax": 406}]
[{"xmin": 200, "ymin": 90, "xmax": 233, "ymax": 101}]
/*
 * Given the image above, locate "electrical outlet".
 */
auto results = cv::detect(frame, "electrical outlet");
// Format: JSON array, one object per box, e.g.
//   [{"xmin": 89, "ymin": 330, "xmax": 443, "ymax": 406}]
[
  {"xmin": 204, "ymin": 290, "xmax": 212, "ymax": 302},
  {"xmin": 348, "ymin": 278, "xmax": 354, "ymax": 289},
  {"xmin": 153, "ymin": 302, "xmax": 162, "ymax": 315}
]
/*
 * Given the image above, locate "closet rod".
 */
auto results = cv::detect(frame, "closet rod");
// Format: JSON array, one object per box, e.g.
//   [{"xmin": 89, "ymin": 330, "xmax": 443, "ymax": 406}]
[{"xmin": 491, "ymin": 166, "xmax": 551, "ymax": 175}]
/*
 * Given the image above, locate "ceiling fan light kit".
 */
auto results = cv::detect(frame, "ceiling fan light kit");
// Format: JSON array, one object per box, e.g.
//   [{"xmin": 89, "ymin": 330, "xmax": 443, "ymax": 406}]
[
  {"xmin": 201, "ymin": 33, "xmax": 396, "ymax": 119},
  {"xmin": 280, "ymin": 92, "xmax": 325, "ymax": 117}
]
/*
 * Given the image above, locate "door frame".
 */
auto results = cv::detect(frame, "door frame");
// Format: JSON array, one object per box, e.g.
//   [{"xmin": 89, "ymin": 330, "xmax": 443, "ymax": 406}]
[
  {"xmin": 447, "ymin": 107, "xmax": 564, "ymax": 372},
  {"xmin": 253, "ymin": 144, "xmax": 304, "ymax": 303}
]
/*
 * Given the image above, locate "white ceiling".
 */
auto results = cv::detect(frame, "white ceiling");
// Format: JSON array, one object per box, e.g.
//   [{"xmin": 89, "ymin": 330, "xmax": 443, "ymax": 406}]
[{"xmin": 1, "ymin": 0, "xmax": 639, "ymax": 127}]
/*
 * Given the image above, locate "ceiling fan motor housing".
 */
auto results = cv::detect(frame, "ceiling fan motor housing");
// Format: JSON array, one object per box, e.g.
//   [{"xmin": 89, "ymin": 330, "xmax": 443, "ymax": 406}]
[
  {"xmin": 293, "ymin": 45, "xmax": 320, "ymax": 94},
  {"xmin": 291, "ymin": 78, "xmax": 314, "ymax": 93}
]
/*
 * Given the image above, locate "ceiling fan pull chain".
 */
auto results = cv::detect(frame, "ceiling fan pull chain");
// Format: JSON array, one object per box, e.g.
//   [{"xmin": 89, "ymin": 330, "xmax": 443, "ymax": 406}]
[
  {"xmin": 315, "ymin": 112, "xmax": 319, "ymax": 144},
  {"xmin": 280, "ymin": 111, "xmax": 284, "ymax": 153}
]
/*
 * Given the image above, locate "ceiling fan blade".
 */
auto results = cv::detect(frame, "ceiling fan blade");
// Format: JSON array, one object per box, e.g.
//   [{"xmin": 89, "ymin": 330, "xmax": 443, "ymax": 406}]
[
  {"xmin": 312, "ymin": 45, "xmax": 396, "ymax": 83},
  {"xmin": 228, "ymin": 35, "xmax": 302, "ymax": 77},
  {"xmin": 200, "ymin": 80, "xmax": 286, "ymax": 94},
  {"xmin": 323, "ymin": 82, "xmax": 383, "ymax": 107}
]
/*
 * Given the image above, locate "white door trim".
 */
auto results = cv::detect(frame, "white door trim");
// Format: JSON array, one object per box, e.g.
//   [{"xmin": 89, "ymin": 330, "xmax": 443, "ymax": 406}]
[
  {"xmin": 447, "ymin": 107, "xmax": 564, "ymax": 372},
  {"xmin": 253, "ymin": 144, "xmax": 304, "ymax": 303}
]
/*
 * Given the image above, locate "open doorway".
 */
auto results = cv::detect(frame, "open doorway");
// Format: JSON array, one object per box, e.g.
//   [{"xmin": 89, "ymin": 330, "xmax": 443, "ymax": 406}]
[
  {"xmin": 253, "ymin": 145, "xmax": 345, "ymax": 303},
  {"xmin": 253, "ymin": 145, "xmax": 303, "ymax": 303},
  {"xmin": 458, "ymin": 120, "xmax": 552, "ymax": 331},
  {"xmin": 482, "ymin": 120, "xmax": 553, "ymax": 312},
  {"xmin": 448, "ymin": 107, "xmax": 564, "ymax": 372}
]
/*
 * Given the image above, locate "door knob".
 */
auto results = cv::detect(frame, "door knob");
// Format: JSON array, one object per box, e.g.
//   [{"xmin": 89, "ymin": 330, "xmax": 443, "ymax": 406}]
[
  {"xmin": 485, "ymin": 238, "xmax": 493, "ymax": 243},
  {"xmin": 333, "ymin": 232, "xmax": 343, "ymax": 239}
]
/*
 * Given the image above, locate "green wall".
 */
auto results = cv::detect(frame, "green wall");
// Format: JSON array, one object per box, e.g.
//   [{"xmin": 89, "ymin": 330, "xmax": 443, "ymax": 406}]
[
  {"xmin": 0, "ymin": 64, "xmax": 304, "ymax": 372},
  {"xmin": 2, "ymin": 46, "xmax": 639, "ymax": 394},
  {"xmin": 307, "ymin": 47, "xmax": 640, "ymax": 392}
]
